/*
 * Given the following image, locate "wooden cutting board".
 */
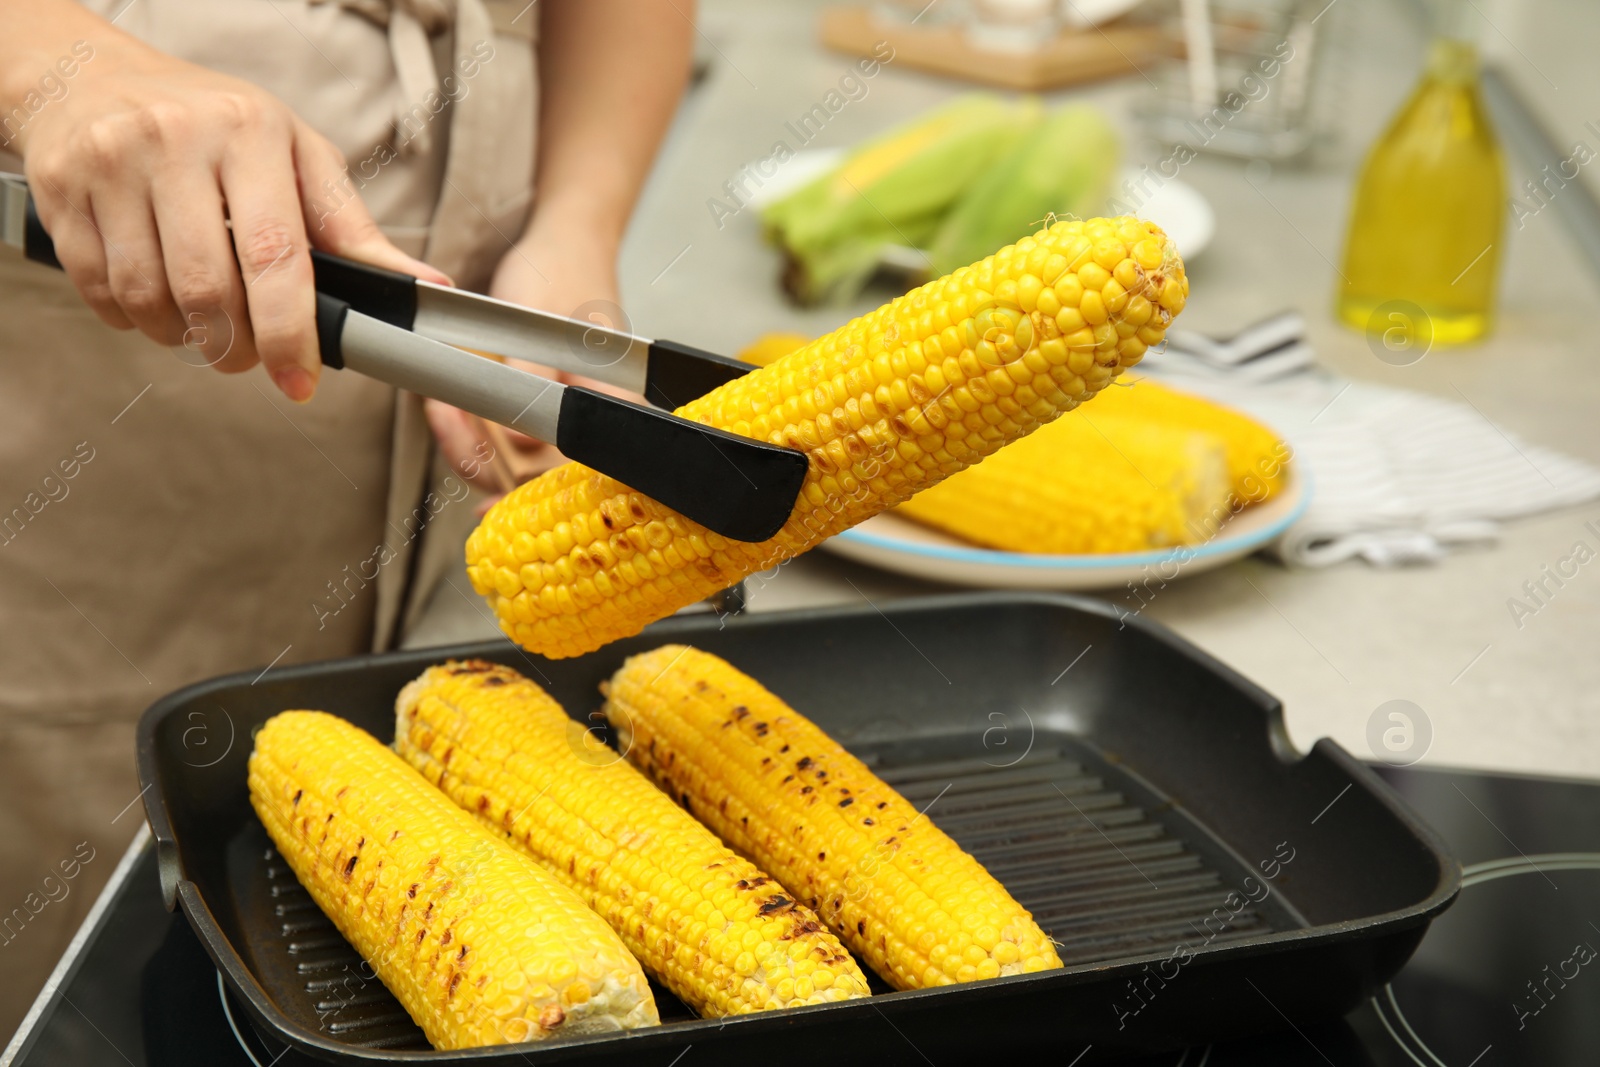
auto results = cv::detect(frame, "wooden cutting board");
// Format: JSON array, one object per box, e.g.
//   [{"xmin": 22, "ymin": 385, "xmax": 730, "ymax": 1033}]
[{"xmin": 819, "ymin": 5, "xmax": 1173, "ymax": 91}]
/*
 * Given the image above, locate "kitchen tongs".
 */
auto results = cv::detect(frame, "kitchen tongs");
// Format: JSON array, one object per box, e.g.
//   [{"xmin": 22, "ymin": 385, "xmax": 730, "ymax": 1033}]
[{"xmin": 1, "ymin": 174, "xmax": 805, "ymax": 542}]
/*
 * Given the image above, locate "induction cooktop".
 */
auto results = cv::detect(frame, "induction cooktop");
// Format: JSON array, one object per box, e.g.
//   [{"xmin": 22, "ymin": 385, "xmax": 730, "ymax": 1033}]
[{"xmin": 5, "ymin": 763, "xmax": 1597, "ymax": 1066}]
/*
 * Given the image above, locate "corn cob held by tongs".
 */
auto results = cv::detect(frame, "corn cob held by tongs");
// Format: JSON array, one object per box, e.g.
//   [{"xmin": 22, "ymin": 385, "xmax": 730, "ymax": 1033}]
[{"xmin": 468, "ymin": 216, "xmax": 1189, "ymax": 659}]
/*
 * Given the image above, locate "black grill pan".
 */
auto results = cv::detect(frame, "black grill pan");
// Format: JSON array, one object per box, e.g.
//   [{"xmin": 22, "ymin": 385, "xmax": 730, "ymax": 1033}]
[{"xmin": 136, "ymin": 592, "xmax": 1459, "ymax": 1064}]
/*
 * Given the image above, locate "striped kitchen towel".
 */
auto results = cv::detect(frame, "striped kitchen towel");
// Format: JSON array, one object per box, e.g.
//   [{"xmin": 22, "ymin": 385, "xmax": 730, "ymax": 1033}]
[{"xmin": 1143, "ymin": 317, "xmax": 1600, "ymax": 566}]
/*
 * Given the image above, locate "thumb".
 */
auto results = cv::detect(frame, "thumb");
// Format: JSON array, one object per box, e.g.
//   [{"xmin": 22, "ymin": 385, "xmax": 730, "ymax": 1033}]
[{"xmin": 294, "ymin": 123, "xmax": 454, "ymax": 286}]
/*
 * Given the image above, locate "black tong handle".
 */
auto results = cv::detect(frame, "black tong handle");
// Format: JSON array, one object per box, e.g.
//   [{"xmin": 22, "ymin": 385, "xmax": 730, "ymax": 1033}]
[
  {"xmin": 309, "ymin": 250, "xmax": 418, "ymax": 330},
  {"xmin": 15, "ymin": 190, "xmax": 418, "ymax": 334},
  {"xmin": 19, "ymin": 190, "xmax": 753, "ymax": 408},
  {"xmin": 307, "ymin": 252, "xmax": 754, "ymax": 408},
  {"xmin": 21, "ymin": 194, "xmax": 61, "ymax": 269}
]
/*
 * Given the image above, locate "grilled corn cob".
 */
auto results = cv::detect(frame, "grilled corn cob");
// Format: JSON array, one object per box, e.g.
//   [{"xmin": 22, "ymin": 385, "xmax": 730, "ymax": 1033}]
[
  {"xmin": 603, "ymin": 646, "xmax": 1064, "ymax": 990},
  {"xmin": 468, "ymin": 216, "xmax": 1189, "ymax": 658},
  {"xmin": 395, "ymin": 661, "xmax": 871, "ymax": 1017},
  {"xmin": 248, "ymin": 711, "xmax": 657, "ymax": 1050},
  {"xmin": 1087, "ymin": 377, "xmax": 1291, "ymax": 504},
  {"xmin": 896, "ymin": 411, "xmax": 1231, "ymax": 553},
  {"xmin": 737, "ymin": 332, "xmax": 812, "ymax": 368}
]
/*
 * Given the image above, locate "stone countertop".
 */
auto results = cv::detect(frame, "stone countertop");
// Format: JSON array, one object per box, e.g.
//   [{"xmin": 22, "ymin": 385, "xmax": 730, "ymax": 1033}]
[{"xmin": 406, "ymin": 0, "xmax": 1600, "ymax": 780}]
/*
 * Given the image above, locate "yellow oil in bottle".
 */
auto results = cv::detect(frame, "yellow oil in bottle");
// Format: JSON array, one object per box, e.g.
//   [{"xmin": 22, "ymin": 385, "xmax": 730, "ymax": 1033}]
[{"xmin": 1337, "ymin": 38, "xmax": 1505, "ymax": 344}]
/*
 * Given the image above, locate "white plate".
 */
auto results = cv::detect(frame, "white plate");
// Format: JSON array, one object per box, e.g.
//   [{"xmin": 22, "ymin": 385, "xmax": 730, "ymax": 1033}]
[
  {"xmin": 1059, "ymin": 0, "xmax": 1147, "ymax": 30},
  {"xmin": 744, "ymin": 148, "xmax": 1216, "ymax": 261},
  {"xmin": 1130, "ymin": 170, "xmax": 1214, "ymax": 261},
  {"xmin": 821, "ymin": 468, "xmax": 1310, "ymax": 590}
]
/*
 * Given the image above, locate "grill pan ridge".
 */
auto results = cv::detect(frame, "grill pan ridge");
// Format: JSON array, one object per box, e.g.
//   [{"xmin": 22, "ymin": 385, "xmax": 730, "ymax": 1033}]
[{"xmin": 138, "ymin": 592, "xmax": 1459, "ymax": 1064}]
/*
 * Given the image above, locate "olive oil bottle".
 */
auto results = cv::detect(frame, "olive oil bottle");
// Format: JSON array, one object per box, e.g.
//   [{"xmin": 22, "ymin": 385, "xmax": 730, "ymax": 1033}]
[{"xmin": 1336, "ymin": 3, "xmax": 1504, "ymax": 344}]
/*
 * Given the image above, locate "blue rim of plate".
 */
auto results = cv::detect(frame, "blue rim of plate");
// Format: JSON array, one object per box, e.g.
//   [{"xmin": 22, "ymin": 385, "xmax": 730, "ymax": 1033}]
[{"xmin": 832, "ymin": 470, "xmax": 1314, "ymax": 570}]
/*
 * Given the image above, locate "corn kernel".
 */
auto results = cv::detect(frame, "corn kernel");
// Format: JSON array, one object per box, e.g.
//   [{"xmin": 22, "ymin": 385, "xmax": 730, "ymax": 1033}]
[
  {"xmin": 1077, "ymin": 262, "xmax": 1111, "ymax": 291},
  {"xmin": 1062, "ymin": 235, "xmax": 1093, "ymax": 269},
  {"xmin": 1035, "ymin": 286, "xmax": 1062, "ymax": 318},
  {"xmin": 1159, "ymin": 277, "xmax": 1186, "ymax": 313},
  {"xmin": 1013, "ymin": 274, "xmax": 1042, "ymax": 313},
  {"xmin": 1102, "ymin": 279, "xmax": 1129, "ymax": 314},
  {"xmin": 1053, "ymin": 274, "xmax": 1085, "ymax": 308},
  {"xmin": 1092, "ymin": 240, "xmax": 1126, "ymax": 270},
  {"xmin": 1055, "ymin": 307, "xmax": 1087, "ymax": 334},
  {"xmin": 1079, "ymin": 290, "xmax": 1108, "ymax": 326},
  {"xmin": 1124, "ymin": 294, "xmax": 1153, "ymax": 327}
]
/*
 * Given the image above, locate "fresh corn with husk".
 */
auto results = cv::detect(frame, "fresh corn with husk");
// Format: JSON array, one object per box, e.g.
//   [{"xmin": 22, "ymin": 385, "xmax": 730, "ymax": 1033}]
[
  {"xmin": 777, "ymin": 211, "xmax": 935, "ymax": 307},
  {"xmin": 394, "ymin": 661, "xmax": 872, "ymax": 1017},
  {"xmin": 603, "ymin": 646, "xmax": 1063, "ymax": 990},
  {"xmin": 466, "ymin": 216, "xmax": 1189, "ymax": 659},
  {"xmin": 929, "ymin": 104, "xmax": 1120, "ymax": 277},
  {"xmin": 248, "ymin": 711, "xmax": 657, "ymax": 1050},
  {"xmin": 764, "ymin": 95, "xmax": 1036, "ymax": 246},
  {"xmin": 896, "ymin": 410, "xmax": 1231, "ymax": 553},
  {"xmin": 765, "ymin": 95, "xmax": 1041, "ymax": 304},
  {"xmin": 1084, "ymin": 376, "xmax": 1291, "ymax": 504}
]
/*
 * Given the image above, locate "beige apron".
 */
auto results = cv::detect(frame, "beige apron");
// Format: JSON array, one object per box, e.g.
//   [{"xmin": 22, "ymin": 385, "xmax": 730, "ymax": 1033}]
[{"xmin": 0, "ymin": 0, "xmax": 535, "ymax": 1036}]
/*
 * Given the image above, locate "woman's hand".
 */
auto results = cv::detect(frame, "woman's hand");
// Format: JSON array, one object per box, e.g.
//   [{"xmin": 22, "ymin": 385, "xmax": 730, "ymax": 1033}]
[
  {"xmin": 6, "ymin": 7, "xmax": 448, "ymax": 401},
  {"xmin": 427, "ymin": 222, "xmax": 630, "ymax": 501},
  {"xmin": 426, "ymin": 0, "xmax": 692, "ymax": 501}
]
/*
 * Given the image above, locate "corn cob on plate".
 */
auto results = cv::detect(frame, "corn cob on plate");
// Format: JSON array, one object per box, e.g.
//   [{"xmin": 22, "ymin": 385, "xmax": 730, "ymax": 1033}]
[
  {"xmin": 394, "ymin": 660, "xmax": 873, "ymax": 1017},
  {"xmin": 895, "ymin": 408, "xmax": 1234, "ymax": 554},
  {"xmin": 1088, "ymin": 375, "xmax": 1293, "ymax": 504},
  {"xmin": 467, "ymin": 216, "xmax": 1189, "ymax": 659},
  {"xmin": 826, "ymin": 465, "xmax": 1307, "ymax": 589},
  {"xmin": 603, "ymin": 645, "xmax": 1064, "ymax": 990},
  {"xmin": 828, "ymin": 375, "xmax": 1304, "ymax": 588},
  {"xmin": 247, "ymin": 710, "xmax": 658, "ymax": 1050}
]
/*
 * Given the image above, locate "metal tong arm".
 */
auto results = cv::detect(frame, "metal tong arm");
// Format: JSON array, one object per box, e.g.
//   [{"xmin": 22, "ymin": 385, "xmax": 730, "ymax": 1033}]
[{"xmin": 314, "ymin": 294, "xmax": 806, "ymax": 543}]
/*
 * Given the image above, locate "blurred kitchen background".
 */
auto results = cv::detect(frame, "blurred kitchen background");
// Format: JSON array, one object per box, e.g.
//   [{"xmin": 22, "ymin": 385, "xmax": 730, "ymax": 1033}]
[{"xmin": 407, "ymin": 0, "xmax": 1600, "ymax": 780}]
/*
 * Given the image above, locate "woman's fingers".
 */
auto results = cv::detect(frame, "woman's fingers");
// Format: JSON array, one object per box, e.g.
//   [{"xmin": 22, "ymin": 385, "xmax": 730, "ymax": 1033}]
[
  {"xmin": 150, "ymin": 165, "xmax": 251, "ymax": 372},
  {"xmin": 20, "ymin": 57, "xmax": 453, "ymax": 402},
  {"xmin": 89, "ymin": 183, "xmax": 184, "ymax": 345},
  {"xmin": 424, "ymin": 398, "xmax": 558, "ymax": 493},
  {"xmin": 31, "ymin": 177, "xmax": 132, "ymax": 331},
  {"xmin": 220, "ymin": 112, "xmax": 320, "ymax": 401},
  {"xmin": 426, "ymin": 399, "xmax": 505, "ymax": 492}
]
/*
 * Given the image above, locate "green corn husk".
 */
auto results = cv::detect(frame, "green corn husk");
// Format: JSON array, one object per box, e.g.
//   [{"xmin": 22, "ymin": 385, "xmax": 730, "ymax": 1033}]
[
  {"xmin": 777, "ymin": 210, "xmax": 944, "ymax": 307},
  {"xmin": 765, "ymin": 95, "xmax": 1041, "ymax": 304},
  {"xmin": 927, "ymin": 104, "xmax": 1121, "ymax": 277}
]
